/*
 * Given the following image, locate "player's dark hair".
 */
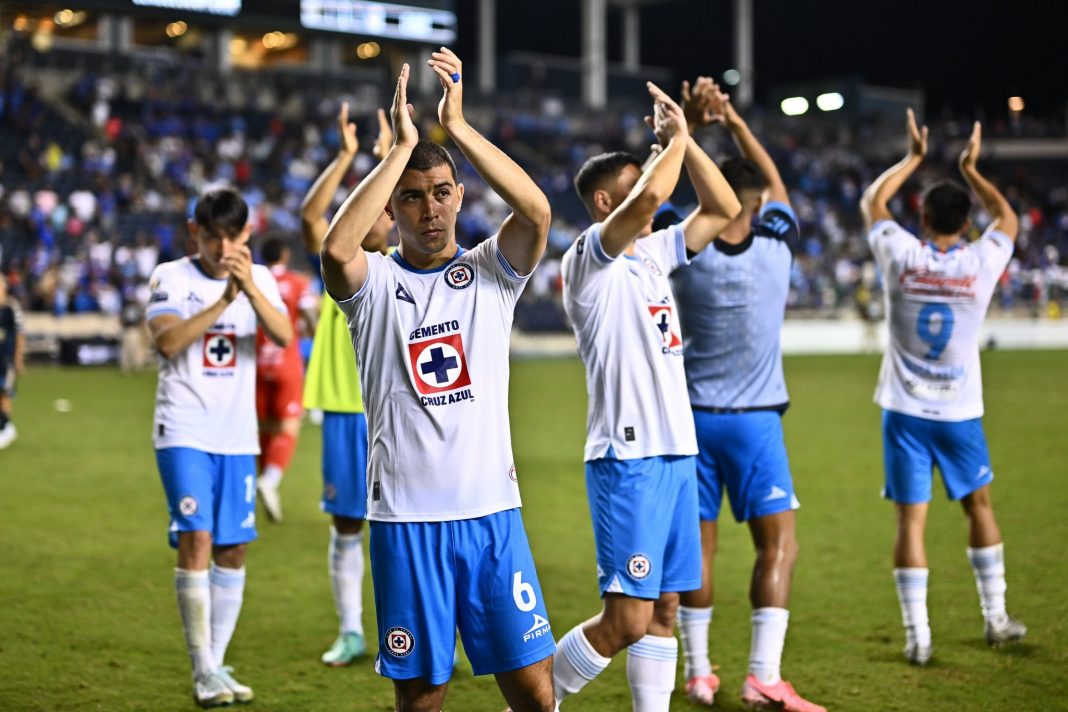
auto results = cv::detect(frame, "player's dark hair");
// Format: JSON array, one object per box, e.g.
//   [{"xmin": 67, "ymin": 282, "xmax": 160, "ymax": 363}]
[
  {"xmin": 574, "ymin": 151, "xmax": 643, "ymax": 216},
  {"xmin": 720, "ymin": 157, "xmax": 767, "ymax": 205},
  {"xmin": 405, "ymin": 139, "xmax": 457, "ymax": 181},
  {"xmin": 262, "ymin": 236, "xmax": 288, "ymax": 264},
  {"xmin": 922, "ymin": 181, "xmax": 972, "ymax": 235},
  {"xmin": 193, "ymin": 188, "xmax": 248, "ymax": 237}
]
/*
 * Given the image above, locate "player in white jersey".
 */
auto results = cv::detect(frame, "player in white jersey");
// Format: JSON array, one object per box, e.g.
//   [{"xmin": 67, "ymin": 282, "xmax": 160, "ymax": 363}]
[
  {"xmin": 319, "ymin": 51, "xmax": 556, "ymax": 711},
  {"xmin": 861, "ymin": 111, "xmax": 1025, "ymax": 666},
  {"xmin": 553, "ymin": 84, "xmax": 740, "ymax": 712},
  {"xmin": 671, "ymin": 79, "xmax": 824, "ymax": 712},
  {"xmin": 147, "ymin": 188, "xmax": 292, "ymax": 707}
]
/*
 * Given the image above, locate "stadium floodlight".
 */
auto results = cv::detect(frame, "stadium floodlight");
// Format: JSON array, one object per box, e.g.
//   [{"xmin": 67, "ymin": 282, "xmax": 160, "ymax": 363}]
[
  {"xmin": 780, "ymin": 97, "xmax": 809, "ymax": 116},
  {"xmin": 816, "ymin": 92, "xmax": 844, "ymax": 111},
  {"xmin": 1008, "ymin": 96, "xmax": 1024, "ymax": 112},
  {"xmin": 723, "ymin": 69, "xmax": 741, "ymax": 86}
]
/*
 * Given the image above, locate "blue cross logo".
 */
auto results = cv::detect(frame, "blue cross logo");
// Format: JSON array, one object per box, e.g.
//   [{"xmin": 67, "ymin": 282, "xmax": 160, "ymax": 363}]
[
  {"xmin": 209, "ymin": 337, "xmax": 232, "ymax": 363},
  {"xmin": 656, "ymin": 312, "xmax": 670, "ymax": 337},
  {"xmin": 420, "ymin": 346, "xmax": 458, "ymax": 384}
]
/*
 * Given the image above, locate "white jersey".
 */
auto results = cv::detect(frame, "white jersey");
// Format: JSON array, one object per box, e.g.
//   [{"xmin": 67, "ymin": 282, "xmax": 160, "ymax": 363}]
[
  {"xmin": 147, "ymin": 256, "xmax": 286, "ymax": 453},
  {"xmin": 561, "ymin": 222, "xmax": 698, "ymax": 461},
  {"xmin": 868, "ymin": 220, "xmax": 1013, "ymax": 421},
  {"xmin": 338, "ymin": 235, "xmax": 528, "ymax": 523}
]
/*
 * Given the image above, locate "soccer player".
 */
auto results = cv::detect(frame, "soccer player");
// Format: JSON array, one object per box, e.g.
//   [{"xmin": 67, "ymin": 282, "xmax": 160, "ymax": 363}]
[
  {"xmin": 861, "ymin": 111, "xmax": 1025, "ymax": 665},
  {"xmin": 0, "ymin": 273, "xmax": 24, "ymax": 449},
  {"xmin": 254, "ymin": 235, "xmax": 316, "ymax": 522},
  {"xmin": 671, "ymin": 78, "xmax": 825, "ymax": 712},
  {"xmin": 300, "ymin": 101, "xmax": 392, "ymax": 666},
  {"xmin": 319, "ymin": 51, "xmax": 557, "ymax": 711},
  {"xmin": 147, "ymin": 188, "xmax": 292, "ymax": 707},
  {"xmin": 553, "ymin": 85, "xmax": 740, "ymax": 712}
]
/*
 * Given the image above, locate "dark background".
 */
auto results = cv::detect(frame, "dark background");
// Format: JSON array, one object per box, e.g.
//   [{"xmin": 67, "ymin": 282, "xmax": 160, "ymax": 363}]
[{"xmin": 453, "ymin": 0, "xmax": 1067, "ymax": 116}]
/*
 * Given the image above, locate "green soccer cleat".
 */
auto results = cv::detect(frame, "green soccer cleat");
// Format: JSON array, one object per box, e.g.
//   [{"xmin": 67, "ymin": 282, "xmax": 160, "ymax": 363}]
[
  {"xmin": 217, "ymin": 666, "xmax": 254, "ymax": 703},
  {"xmin": 321, "ymin": 632, "xmax": 367, "ymax": 667},
  {"xmin": 193, "ymin": 670, "xmax": 234, "ymax": 708}
]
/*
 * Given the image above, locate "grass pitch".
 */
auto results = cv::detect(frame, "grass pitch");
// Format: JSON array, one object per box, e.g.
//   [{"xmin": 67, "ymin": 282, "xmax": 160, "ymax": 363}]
[{"xmin": 1, "ymin": 351, "xmax": 1066, "ymax": 711}]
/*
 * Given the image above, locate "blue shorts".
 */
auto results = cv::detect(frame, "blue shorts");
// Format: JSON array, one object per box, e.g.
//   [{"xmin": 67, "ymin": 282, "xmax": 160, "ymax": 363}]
[
  {"xmin": 320, "ymin": 412, "xmax": 368, "ymax": 519},
  {"xmin": 584, "ymin": 449, "xmax": 701, "ymax": 599},
  {"xmin": 693, "ymin": 409, "xmax": 800, "ymax": 523},
  {"xmin": 369, "ymin": 508, "xmax": 555, "ymax": 685},
  {"xmin": 156, "ymin": 447, "xmax": 258, "ymax": 549},
  {"xmin": 882, "ymin": 410, "xmax": 994, "ymax": 503}
]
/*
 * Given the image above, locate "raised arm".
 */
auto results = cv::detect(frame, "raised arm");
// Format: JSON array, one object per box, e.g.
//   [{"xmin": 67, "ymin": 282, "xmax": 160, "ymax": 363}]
[
  {"xmin": 320, "ymin": 66, "xmax": 418, "ymax": 300},
  {"xmin": 959, "ymin": 121, "xmax": 1018, "ymax": 240},
  {"xmin": 426, "ymin": 47, "xmax": 549, "ymax": 275},
  {"xmin": 599, "ymin": 83, "xmax": 689, "ymax": 258},
  {"xmin": 300, "ymin": 103, "xmax": 359, "ymax": 253},
  {"xmin": 861, "ymin": 108, "xmax": 927, "ymax": 231},
  {"xmin": 687, "ymin": 77, "xmax": 789, "ymax": 206}
]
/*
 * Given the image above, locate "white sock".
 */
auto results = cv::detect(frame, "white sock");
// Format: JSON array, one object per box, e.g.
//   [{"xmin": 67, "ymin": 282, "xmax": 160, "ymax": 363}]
[
  {"xmin": 677, "ymin": 605, "xmax": 713, "ymax": 679},
  {"xmin": 209, "ymin": 564, "xmax": 246, "ymax": 667},
  {"xmin": 626, "ymin": 634, "xmax": 678, "ymax": 712},
  {"xmin": 259, "ymin": 464, "xmax": 283, "ymax": 489},
  {"xmin": 893, "ymin": 568, "xmax": 931, "ymax": 648},
  {"xmin": 967, "ymin": 544, "xmax": 1008, "ymax": 625},
  {"xmin": 553, "ymin": 625, "xmax": 611, "ymax": 703},
  {"xmin": 749, "ymin": 607, "xmax": 789, "ymax": 685},
  {"xmin": 329, "ymin": 527, "xmax": 364, "ymax": 635},
  {"xmin": 175, "ymin": 568, "xmax": 215, "ymax": 677}
]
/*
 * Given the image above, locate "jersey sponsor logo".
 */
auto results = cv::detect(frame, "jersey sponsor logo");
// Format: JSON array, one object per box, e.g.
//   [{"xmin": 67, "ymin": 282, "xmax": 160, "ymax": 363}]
[
  {"xmin": 523, "ymin": 614, "xmax": 552, "ymax": 643},
  {"xmin": 643, "ymin": 257, "xmax": 662, "ymax": 276},
  {"xmin": 385, "ymin": 626, "xmax": 415, "ymax": 657},
  {"xmin": 647, "ymin": 305, "xmax": 683, "ymax": 351},
  {"xmin": 149, "ymin": 291, "xmax": 168, "ymax": 303},
  {"xmin": 900, "ymin": 268, "xmax": 977, "ymax": 301},
  {"xmin": 178, "ymin": 496, "xmax": 198, "ymax": 516},
  {"xmin": 395, "ymin": 283, "xmax": 415, "ymax": 305},
  {"xmin": 408, "ymin": 333, "xmax": 472, "ymax": 397},
  {"xmin": 444, "ymin": 263, "xmax": 474, "ymax": 290},
  {"xmin": 626, "ymin": 553, "xmax": 652, "ymax": 580},
  {"xmin": 203, "ymin": 332, "xmax": 237, "ymax": 368}
]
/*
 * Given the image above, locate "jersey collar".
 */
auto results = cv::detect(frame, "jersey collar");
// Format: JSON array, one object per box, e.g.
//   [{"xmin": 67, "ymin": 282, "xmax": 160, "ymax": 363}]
[
  {"xmin": 190, "ymin": 256, "xmax": 227, "ymax": 281},
  {"xmin": 924, "ymin": 240, "xmax": 964, "ymax": 254},
  {"xmin": 391, "ymin": 246, "xmax": 466, "ymax": 274}
]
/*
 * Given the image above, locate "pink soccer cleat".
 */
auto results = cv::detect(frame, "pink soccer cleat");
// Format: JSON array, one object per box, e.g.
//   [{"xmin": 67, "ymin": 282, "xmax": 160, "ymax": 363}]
[
  {"xmin": 741, "ymin": 674, "xmax": 826, "ymax": 712},
  {"xmin": 685, "ymin": 672, "xmax": 721, "ymax": 705}
]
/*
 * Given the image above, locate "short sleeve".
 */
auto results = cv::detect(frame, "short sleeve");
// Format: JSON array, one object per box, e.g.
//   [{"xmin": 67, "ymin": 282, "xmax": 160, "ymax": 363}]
[
  {"xmin": 561, "ymin": 224, "xmax": 615, "ymax": 301},
  {"xmin": 335, "ymin": 250, "xmax": 387, "ymax": 322},
  {"xmin": 867, "ymin": 220, "xmax": 917, "ymax": 268},
  {"xmin": 974, "ymin": 227, "xmax": 1014, "ymax": 282},
  {"xmin": 252, "ymin": 265, "xmax": 288, "ymax": 315},
  {"xmin": 145, "ymin": 264, "xmax": 185, "ymax": 321},
  {"xmin": 756, "ymin": 201, "xmax": 800, "ymax": 251},
  {"xmin": 645, "ymin": 223, "xmax": 687, "ymax": 274}
]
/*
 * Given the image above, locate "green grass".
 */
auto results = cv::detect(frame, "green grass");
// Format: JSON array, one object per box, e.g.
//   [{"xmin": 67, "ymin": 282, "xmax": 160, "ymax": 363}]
[{"xmin": 1, "ymin": 351, "xmax": 1067, "ymax": 710}]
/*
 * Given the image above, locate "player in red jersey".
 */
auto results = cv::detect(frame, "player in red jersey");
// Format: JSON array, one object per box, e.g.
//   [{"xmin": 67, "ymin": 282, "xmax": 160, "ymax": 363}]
[{"xmin": 255, "ymin": 236, "xmax": 316, "ymax": 522}]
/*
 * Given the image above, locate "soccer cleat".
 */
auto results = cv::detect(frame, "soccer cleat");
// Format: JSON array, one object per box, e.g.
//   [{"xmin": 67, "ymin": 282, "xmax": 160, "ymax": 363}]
[
  {"xmin": 193, "ymin": 670, "xmax": 235, "ymax": 708},
  {"xmin": 256, "ymin": 479, "xmax": 283, "ymax": 522},
  {"xmin": 321, "ymin": 632, "xmax": 367, "ymax": 666},
  {"xmin": 685, "ymin": 672, "xmax": 721, "ymax": 705},
  {"xmin": 741, "ymin": 674, "xmax": 826, "ymax": 712},
  {"xmin": 0, "ymin": 423, "xmax": 16, "ymax": 449},
  {"xmin": 985, "ymin": 616, "xmax": 1027, "ymax": 647},
  {"xmin": 216, "ymin": 666, "xmax": 254, "ymax": 703},
  {"xmin": 904, "ymin": 642, "xmax": 933, "ymax": 666}
]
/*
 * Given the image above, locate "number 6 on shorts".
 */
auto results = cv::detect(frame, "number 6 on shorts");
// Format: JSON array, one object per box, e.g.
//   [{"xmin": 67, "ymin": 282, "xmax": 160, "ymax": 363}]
[{"xmin": 513, "ymin": 570, "xmax": 536, "ymax": 612}]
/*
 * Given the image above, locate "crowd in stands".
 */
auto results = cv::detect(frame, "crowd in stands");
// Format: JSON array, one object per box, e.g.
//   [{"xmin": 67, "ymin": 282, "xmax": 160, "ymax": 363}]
[{"xmin": 1, "ymin": 39, "xmax": 1066, "ymax": 333}]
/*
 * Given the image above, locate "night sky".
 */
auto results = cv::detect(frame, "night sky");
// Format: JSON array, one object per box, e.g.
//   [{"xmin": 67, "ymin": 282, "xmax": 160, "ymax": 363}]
[{"xmin": 453, "ymin": 0, "xmax": 1068, "ymax": 117}]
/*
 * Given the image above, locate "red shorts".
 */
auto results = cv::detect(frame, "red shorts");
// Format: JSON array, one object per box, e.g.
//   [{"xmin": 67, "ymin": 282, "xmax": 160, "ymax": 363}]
[{"xmin": 256, "ymin": 373, "xmax": 304, "ymax": 422}]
